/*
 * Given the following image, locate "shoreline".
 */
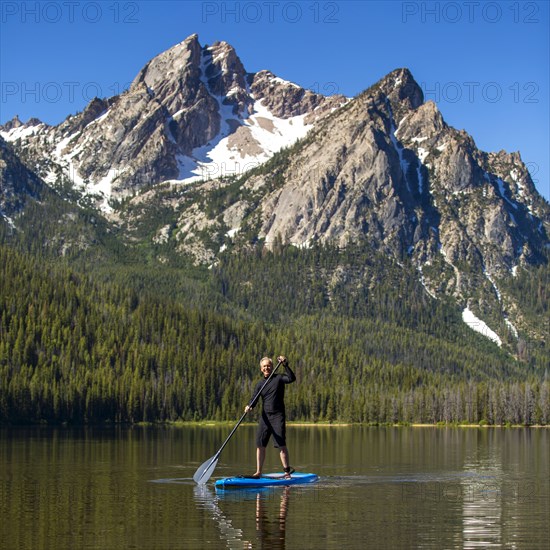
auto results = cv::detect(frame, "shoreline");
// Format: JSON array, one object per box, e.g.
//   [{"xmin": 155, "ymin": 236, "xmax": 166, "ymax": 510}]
[
  {"xmin": 161, "ymin": 421, "xmax": 550, "ymax": 429},
  {"xmin": 2, "ymin": 421, "xmax": 548, "ymax": 428}
]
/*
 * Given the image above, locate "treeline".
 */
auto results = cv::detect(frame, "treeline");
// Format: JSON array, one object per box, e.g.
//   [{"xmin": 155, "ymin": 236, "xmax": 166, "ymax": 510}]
[
  {"xmin": 290, "ymin": 378, "xmax": 550, "ymax": 426},
  {"xmin": 0, "ymin": 244, "xmax": 267, "ymax": 423},
  {"xmin": 211, "ymin": 242, "xmax": 548, "ymax": 369},
  {"xmin": 1, "ymin": 244, "xmax": 548, "ymax": 425}
]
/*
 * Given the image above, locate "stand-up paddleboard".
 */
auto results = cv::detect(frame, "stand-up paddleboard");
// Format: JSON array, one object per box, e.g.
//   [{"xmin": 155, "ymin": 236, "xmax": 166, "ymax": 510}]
[{"xmin": 215, "ymin": 472, "xmax": 318, "ymax": 489}]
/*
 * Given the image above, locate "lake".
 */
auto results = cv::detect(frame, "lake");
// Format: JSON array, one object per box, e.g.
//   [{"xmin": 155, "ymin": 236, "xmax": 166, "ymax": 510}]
[{"xmin": 0, "ymin": 425, "xmax": 548, "ymax": 549}]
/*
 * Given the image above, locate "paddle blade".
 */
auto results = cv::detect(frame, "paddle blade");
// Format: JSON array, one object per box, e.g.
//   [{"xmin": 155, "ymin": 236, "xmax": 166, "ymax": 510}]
[{"xmin": 193, "ymin": 455, "xmax": 219, "ymax": 485}]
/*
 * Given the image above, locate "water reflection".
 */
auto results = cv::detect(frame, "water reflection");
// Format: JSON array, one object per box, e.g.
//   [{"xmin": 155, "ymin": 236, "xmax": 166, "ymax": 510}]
[
  {"xmin": 461, "ymin": 472, "xmax": 503, "ymax": 549},
  {"xmin": 461, "ymin": 431, "xmax": 506, "ymax": 549},
  {"xmin": 254, "ymin": 486, "xmax": 289, "ymax": 550},
  {"xmin": 194, "ymin": 484, "xmax": 291, "ymax": 549},
  {"xmin": 194, "ymin": 485, "xmax": 253, "ymax": 549}
]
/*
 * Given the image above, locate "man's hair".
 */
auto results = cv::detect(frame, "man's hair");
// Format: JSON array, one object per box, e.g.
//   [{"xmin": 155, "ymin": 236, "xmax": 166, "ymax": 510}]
[{"xmin": 260, "ymin": 357, "xmax": 273, "ymax": 367}]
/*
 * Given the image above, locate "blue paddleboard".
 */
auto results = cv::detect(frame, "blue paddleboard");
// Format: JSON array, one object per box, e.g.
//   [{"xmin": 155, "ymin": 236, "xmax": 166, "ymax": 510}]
[{"xmin": 215, "ymin": 472, "xmax": 318, "ymax": 489}]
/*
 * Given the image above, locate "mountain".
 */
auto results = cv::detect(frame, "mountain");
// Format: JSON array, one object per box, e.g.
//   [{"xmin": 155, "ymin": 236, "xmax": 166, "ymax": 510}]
[
  {"xmin": 101, "ymin": 65, "xmax": 548, "ymax": 347},
  {"xmin": 220, "ymin": 67, "xmax": 550, "ymax": 343},
  {"xmin": 0, "ymin": 34, "xmax": 345, "ymax": 211},
  {"xmin": 1, "ymin": 35, "xmax": 548, "ymax": 355}
]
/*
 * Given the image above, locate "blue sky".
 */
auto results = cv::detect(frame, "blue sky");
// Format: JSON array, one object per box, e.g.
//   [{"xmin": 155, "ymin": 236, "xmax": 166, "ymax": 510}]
[{"xmin": 1, "ymin": 0, "xmax": 548, "ymax": 199}]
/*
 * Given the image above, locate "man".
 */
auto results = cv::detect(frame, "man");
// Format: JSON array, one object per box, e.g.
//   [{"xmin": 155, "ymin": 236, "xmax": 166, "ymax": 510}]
[{"xmin": 245, "ymin": 355, "xmax": 296, "ymax": 478}]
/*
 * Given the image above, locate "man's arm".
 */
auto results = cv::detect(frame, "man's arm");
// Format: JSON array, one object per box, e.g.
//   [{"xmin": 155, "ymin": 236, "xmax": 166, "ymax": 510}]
[{"xmin": 278, "ymin": 356, "xmax": 296, "ymax": 384}]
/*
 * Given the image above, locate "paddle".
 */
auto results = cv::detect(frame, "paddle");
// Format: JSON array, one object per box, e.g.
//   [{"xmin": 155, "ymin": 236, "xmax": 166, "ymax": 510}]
[{"xmin": 193, "ymin": 359, "xmax": 282, "ymax": 485}]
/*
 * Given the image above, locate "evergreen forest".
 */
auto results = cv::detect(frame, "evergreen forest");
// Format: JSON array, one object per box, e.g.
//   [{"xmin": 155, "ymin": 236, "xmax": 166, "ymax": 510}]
[{"xmin": 1, "ymin": 200, "xmax": 548, "ymax": 426}]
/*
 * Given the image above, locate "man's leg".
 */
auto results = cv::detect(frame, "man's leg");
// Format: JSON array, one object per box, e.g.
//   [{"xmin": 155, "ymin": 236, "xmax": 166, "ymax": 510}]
[
  {"xmin": 254, "ymin": 446, "xmax": 266, "ymax": 477},
  {"xmin": 254, "ymin": 413, "xmax": 271, "ymax": 477},
  {"xmin": 279, "ymin": 447, "xmax": 294, "ymax": 478},
  {"xmin": 271, "ymin": 414, "xmax": 293, "ymax": 477},
  {"xmin": 279, "ymin": 446, "xmax": 290, "ymax": 469}
]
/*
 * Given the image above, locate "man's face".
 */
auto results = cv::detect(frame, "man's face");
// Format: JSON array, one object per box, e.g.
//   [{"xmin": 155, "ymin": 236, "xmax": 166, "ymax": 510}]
[{"xmin": 261, "ymin": 361, "xmax": 272, "ymax": 377}]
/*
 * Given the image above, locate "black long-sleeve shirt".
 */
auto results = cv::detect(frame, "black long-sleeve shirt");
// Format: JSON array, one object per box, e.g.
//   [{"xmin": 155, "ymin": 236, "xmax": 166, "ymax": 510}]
[{"xmin": 249, "ymin": 364, "xmax": 296, "ymax": 414}]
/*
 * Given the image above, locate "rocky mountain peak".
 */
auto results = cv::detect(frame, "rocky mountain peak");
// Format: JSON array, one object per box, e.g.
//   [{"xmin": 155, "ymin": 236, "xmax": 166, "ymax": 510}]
[
  {"xmin": 202, "ymin": 40, "xmax": 251, "ymax": 116},
  {"xmin": 132, "ymin": 34, "xmax": 202, "ymax": 92},
  {"xmin": 0, "ymin": 115, "xmax": 23, "ymax": 132},
  {"xmin": 0, "ymin": 115, "xmax": 45, "ymax": 133},
  {"xmin": 59, "ymin": 97, "xmax": 111, "ymax": 137},
  {"xmin": 1, "ymin": 34, "xmax": 347, "ymax": 205},
  {"xmin": 26, "ymin": 117, "xmax": 44, "ymax": 127},
  {"xmin": 249, "ymin": 70, "xmax": 346, "ymax": 121},
  {"xmin": 375, "ymin": 68, "xmax": 424, "ymax": 124}
]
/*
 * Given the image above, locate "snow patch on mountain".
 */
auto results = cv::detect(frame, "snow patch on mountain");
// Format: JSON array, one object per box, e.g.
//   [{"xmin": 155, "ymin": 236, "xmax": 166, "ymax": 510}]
[
  {"xmin": 47, "ymin": 130, "xmax": 115, "ymax": 212},
  {"xmin": 483, "ymin": 267, "xmax": 502, "ymax": 303},
  {"xmin": 504, "ymin": 318, "xmax": 519, "ymax": 339},
  {"xmin": 417, "ymin": 147, "xmax": 429, "ymax": 163},
  {"xmin": 417, "ymin": 264, "xmax": 437, "ymax": 299},
  {"xmin": 174, "ymin": 98, "xmax": 312, "ymax": 183},
  {"xmin": 387, "ymin": 104, "xmax": 410, "ymax": 192},
  {"xmin": 495, "ymin": 176, "xmax": 518, "ymax": 210},
  {"xmin": 0, "ymin": 211, "xmax": 16, "ymax": 229},
  {"xmin": 0, "ymin": 123, "xmax": 45, "ymax": 142},
  {"xmin": 271, "ymin": 76, "xmax": 301, "ymax": 89},
  {"xmin": 462, "ymin": 307, "xmax": 502, "ymax": 347}
]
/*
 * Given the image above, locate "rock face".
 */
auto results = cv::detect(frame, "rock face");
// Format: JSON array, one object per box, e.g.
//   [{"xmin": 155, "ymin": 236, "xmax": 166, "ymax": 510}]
[
  {"xmin": 0, "ymin": 137, "xmax": 45, "ymax": 219},
  {"xmin": 1, "ymin": 34, "xmax": 346, "ymax": 206},
  {"xmin": 257, "ymin": 70, "xmax": 547, "ymax": 309},
  {"xmin": 249, "ymin": 70, "xmax": 337, "ymax": 120},
  {"xmin": 256, "ymin": 69, "xmax": 550, "ymax": 264},
  {"xmin": 243, "ymin": 68, "xmax": 549, "ymax": 278}
]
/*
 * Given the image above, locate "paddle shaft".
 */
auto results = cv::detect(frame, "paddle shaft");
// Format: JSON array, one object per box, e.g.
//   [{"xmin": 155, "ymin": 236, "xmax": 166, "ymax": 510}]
[{"xmin": 195, "ymin": 359, "xmax": 283, "ymax": 483}]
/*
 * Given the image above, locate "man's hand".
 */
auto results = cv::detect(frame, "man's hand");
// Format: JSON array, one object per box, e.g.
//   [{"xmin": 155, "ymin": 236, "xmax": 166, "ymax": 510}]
[
  {"xmin": 277, "ymin": 355, "xmax": 287, "ymax": 365},
  {"xmin": 245, "ymin": 405, "xmax": 251, "ymax": 413}
]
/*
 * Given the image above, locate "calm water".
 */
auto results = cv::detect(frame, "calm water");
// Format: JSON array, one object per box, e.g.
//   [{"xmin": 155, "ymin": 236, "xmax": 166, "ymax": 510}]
[{"xmin": 0, "ymin": 425, "xmax": 548, "ymax": 549}]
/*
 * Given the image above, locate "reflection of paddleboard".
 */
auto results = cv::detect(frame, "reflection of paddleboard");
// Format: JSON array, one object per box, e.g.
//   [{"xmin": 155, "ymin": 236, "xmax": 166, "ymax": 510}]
[{"xmin": 215, "ymin": 472, "xmax": 318, "ymax": 489}]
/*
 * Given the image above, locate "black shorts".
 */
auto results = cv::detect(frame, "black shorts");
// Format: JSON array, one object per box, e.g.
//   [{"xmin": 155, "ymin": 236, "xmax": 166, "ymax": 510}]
[{"xmin": 256, "ymin": 411, "xmax": 286, "ymax": 448}]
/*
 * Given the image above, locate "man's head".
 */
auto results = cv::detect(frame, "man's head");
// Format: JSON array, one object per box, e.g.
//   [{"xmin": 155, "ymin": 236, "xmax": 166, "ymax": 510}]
[{"xmin": 260, "ymin": 357, "xmax": 273, "ymax": 377}]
